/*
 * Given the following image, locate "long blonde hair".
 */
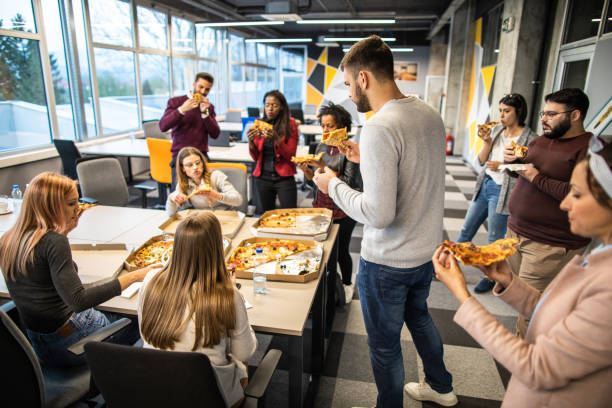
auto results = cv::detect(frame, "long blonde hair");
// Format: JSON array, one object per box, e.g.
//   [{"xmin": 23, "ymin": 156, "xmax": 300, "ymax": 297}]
[
  {"xmin": 140, "ymin": 212, "xmax": 236, "ymax": 350},
  {"xmin": 0, "ymin": 172, "xmax": 77, "ymax": 280}
]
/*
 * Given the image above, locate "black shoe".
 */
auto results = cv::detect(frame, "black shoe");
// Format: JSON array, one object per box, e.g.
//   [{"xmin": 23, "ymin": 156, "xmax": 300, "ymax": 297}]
[{"xmin": 474, "ymin": 277, "xmax": 495, "ymax": 293}]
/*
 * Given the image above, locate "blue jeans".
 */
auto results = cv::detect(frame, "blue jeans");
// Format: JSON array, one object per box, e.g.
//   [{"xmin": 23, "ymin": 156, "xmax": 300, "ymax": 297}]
[
  {"xmin": 457, "ymin": 176, "xmax": 508, "ymax": 244},
  {"xmin": 358, "ymin": 258, "xmax": 453, "ymax": 407},
  {"xmin": 27, "ymin": 308, "xmax": 139, "ymax": 367}
]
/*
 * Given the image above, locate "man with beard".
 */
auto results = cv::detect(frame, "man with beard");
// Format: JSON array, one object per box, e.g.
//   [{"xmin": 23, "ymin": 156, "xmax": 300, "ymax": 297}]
[
  {"xmin": 312, "ymin": 36, "xmax": 457, "ymax": 407},
  {"xmin": 504, "ymin": 88, "xmax": 592, "ymax": 338},
  {"xmin": 159, "ymin": 72, "xmax": 220, "ymax": 187}
]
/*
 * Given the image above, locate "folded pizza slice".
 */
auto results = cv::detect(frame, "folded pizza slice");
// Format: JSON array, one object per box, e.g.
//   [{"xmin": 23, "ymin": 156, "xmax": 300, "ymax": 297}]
[
  {"xmin": 291, "ymin": 151, "xmax": 325, "ymax": 164},
  {"xmin": 78, "ymin": 202, "xmax": 98, "ymax": 211},
  {"xmin": 185, "ymin": 183, "xmax": 212, "ymax": 199},
  {"xmin": 321, "ymin": 127, "xmax": 348, "ymax": 147},
  {"xmin": 253, "ymin": 119, "xmax": 273, "ymax": 131},
  {"xmin": 510, "ymin": 141, "xmax": 528, "ymax": 158},
  {"xmin": 440, "ymin": 238, "xmax": 518, "ymax": 266},
  {"xmin": 191, "ymin": 93, "xmax": 202, "ymax": 103}
]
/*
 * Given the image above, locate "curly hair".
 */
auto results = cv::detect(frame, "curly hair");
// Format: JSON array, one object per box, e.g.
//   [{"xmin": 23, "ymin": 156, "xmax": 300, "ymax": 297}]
[{"xmin": 317, "ymin": 102, "xmax": 353, "ymax": 132}]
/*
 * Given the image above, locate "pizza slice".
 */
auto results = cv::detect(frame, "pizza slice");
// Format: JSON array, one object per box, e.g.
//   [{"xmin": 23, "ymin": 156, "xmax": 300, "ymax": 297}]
[
  {"xmin": 477, "ymin": 121, "xmax": 499, "ymax": 133},
  {"xmin": 291, "ymin": 151, "xmax": 325, "ymax": 164},
  {"xmin": 78, "ymin": 202, "xmax": 97, "ymax": 211},
  {"xmin": 191, "ymin": 93, "xmax": 203, "ymax": 103},
  {"xmin": 511, "ymin": 141, "xmax": 528, "ymax": 158},
  {"xmin": 253, "ymin": 119, "xmax": 273, "ymax": 131},
  {"xmin": 440, "ymin": 238, "xmax": 518, "ymax": 266},
  {"xmin": 321, "ymin": 127, "xmax": 348, "ymax": 147},
  {"xmin": 259, "ymin": 212, "xmax": 297, "ymax": 228},
  {"xmin": 228, "ymin": 239, "xmax": 315, "ymax": 272},
  {"xmin": 185, "ymin": 183, "xmax": 212, "ymax": 200}
]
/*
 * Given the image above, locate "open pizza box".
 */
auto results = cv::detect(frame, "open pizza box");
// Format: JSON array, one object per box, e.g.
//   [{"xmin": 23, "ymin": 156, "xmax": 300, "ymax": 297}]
[
  {"xmin": 251, "ymin": 208, "xmax": 333, "ymax": 241},
  {"xmin": 228, "ymin": 237, "xmax": 323, "ymax": 283},
  {"xmin": 124, "ymin": 233, "xmax": 231, "ymax": 272},
  {"xmin": 159, "ymin": 209, "xmax": 245, "ymax": 238},
  {"xmin": 70, "ymin": 243, "xmax": 129, "ymax": 284}
]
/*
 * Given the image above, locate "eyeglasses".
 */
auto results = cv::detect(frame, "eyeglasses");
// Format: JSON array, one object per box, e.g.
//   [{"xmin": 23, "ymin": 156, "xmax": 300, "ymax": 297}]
[
  {"xmin": 183, "ymin": 160, "xmax": 203, "ymax": 168},
  {"xmin": 265, "ymin": 103, "xmax": 280, "ymax": 109},
  {"xmin": 539, "ymin": 110, "xmax": 573, "ymax": 119}
]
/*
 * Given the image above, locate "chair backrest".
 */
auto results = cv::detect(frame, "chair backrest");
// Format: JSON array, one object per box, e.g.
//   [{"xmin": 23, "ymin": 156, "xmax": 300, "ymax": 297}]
[
  {"xmin": 207, "ymin": 162, "xmax": 248, "ymax": 213},
  {"xmin": 146, "ymin": 138, "xmax": 173, "ymax": 185},
  {"xmin": 76, "ymin": 157, "xmax": 129, "ymax": 206},
  {"xmin": 290, "ymin": 108, "xmax": 304, "ymax": 124},
  {"xmin": 53, "ymin": 139, "xmax": 82, "ymax": 180},
  {"xmin": 0, "ymin": 307, "xmax": 45, "ymax": 407},
  {"xmin": 85, "ymin": 342, "xmax": 227, "ymax": 407},
  {"xmin": 225, "ymin": 110, "xmax": 242, "ymax": 123},
  {"xmin": 143, "ymin": 120, "xmax": 171, "ymax": 140},
  {"xmin": 247, "ymin": 107, "xmax": 260, "ymax": 117},
  {"xmin": 304, "ymin": 104, "xmax": 317, "ymax": 116}
]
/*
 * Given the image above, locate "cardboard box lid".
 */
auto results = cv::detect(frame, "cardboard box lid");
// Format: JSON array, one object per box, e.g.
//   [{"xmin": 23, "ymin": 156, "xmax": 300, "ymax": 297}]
[
  {"xmin": 159, "ymin": 210, "xmax": 245, "ymax": 238},
  {"xmin": 70, "ymin": 243, "xmax": 129, "ymax": 284}
]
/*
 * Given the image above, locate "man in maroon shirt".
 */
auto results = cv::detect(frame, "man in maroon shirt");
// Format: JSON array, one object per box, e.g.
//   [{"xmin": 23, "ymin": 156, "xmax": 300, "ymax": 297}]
[
  {"xmin": 504, "ymin": 88, "xmax": 592, "ymax": 338},
  {"xmin": 159, "ymin": 72, "xmax": 220, "ymax": 187}
]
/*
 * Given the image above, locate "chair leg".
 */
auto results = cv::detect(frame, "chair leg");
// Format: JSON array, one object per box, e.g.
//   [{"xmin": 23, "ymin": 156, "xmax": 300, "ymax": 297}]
[{"xmin": 140, "ymin": 189, "xmax": 147, "ymax": 208}]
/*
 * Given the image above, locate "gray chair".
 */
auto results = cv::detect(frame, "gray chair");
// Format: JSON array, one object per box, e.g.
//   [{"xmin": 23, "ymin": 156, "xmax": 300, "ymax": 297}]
[
  {"xmin": 143, "ymin": 120, "xmax": 171, "ymax": 140},
  {"xmin": 0, "ymin": 301, "xmax": 130, "ymax": 408},
  {"xmin": 76, "ymin": 156, "xmax": 154, "ymax": 207},
  {"xmin": 209, "ymin": 164, "xmax": 248, "ymax": 214},
  {"xmin": 225, "ymin": 110, "xmax": 242, "ymax": 123}
]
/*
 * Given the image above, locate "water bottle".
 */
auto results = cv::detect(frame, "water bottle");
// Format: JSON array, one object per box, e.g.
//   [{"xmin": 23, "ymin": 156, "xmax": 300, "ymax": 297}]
[
  {"xmin": 252, "ymin": 247, "xmax": 267, "ymax": 295},
  {"xmin": 11, "ymin": 185, "xmax": 22, "ymax": 215}
]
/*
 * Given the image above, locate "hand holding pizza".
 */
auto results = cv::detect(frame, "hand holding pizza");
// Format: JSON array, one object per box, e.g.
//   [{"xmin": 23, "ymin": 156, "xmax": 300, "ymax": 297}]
[
  {"xmin": 119, "ymin": 263, "xmax": 162, "ymax": 290},
  {"xmin": 475, "ymin": 260, "xmax": 513, "ymax": 289},
  {"xmin": 199, "ymin": 95, "xmax": 211, "ymax": 112},
  {"xmin": 312, "ymin": 166, "xmax": 338, "ymax": 195},
  {"xmin": 477, "ymin": 127, "xmax": 492, "ymax": 143},
  {"xmin": 338, "ymin": 140, "xmax": 360, "ymax": 163},
  {"xmin": 297, "ymin": 162, "xmax": 315, "ymax": 180},
  {"xmin": 169, "ymin": 191, "xmax": 188, "ymax": 205},
  {"xmin": 261, "ymin": 127, "xmax": 276, "ymax": 140},
  {"xmin": 432, "ymin": 246, "xmax": 471, "ymax": 304},
  {"xmin": 503, "ymin": 143, "xmax": 518, "ymax": 162},
  {"xmin": 196, "ymin": 189, "xmax": 223, "ymax": 201},
  {"xmin": 179, "ymin": 97, "xmax": 200, "ymax": 113}
]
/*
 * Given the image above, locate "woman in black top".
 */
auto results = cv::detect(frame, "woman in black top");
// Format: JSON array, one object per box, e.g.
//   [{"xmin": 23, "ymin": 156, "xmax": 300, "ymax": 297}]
[{"xmin": 0, "ymin": 172, "xmax": 156, "ymax": 367}]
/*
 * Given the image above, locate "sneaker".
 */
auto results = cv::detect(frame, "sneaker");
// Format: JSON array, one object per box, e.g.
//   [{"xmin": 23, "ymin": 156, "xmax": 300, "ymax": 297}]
[
  {"xmin": 344, "ymin": 283, "xmax": 354, "ymax": 304},
  {"xmin": 404, "ymin": 382, "xmax": 458, "ymax": 406},
  {"xmin": 474, "ymin": 277, "xmax": 495, "ymax": 293}
]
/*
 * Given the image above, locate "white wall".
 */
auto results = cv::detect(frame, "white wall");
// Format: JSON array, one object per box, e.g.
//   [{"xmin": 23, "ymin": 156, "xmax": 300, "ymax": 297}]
[{"xmin": 394, "ymin": 46, "xmax": 431, "ymax": 98}]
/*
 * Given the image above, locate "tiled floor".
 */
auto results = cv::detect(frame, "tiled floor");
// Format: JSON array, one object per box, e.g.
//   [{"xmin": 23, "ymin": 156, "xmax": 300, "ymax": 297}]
[{"xmin": 253, "ymin": 156, "xmax": 516, "ymax": 407}]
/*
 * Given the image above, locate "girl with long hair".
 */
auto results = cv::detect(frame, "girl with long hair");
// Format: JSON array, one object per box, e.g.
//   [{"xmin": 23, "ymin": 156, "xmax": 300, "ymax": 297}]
[
  {"xmin": 0, "ymin": 172, "xmax": 154, "ymax": 367},
  {"xmin": 166, "ymin": 146, "xmax": 242, "ymax": 216},
  {"xmin": 432, "ymin": 138, "xmax": 612, "ymax": 407},
  {"xmin": 247, "ymin": 90, "xmax": 299, "ymax": 212},
  {"xmin": 457, "ymin": 93, "xmax": 537, "ymax": 293},
  {"xmin": 138, "ymin": 212, "xmax": 256, "ymax": 407}
]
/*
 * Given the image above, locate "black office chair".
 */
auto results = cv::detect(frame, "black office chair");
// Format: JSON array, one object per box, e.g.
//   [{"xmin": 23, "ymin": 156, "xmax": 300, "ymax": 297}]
[
  {"xmin": 290, "ymin": 108, "xmax": 304, "ymax": 124},
  {"xmin": 85, "ymin": 341, "xmax": 282, "ymax": 408},
  {"xmin": 53, "ymin": 139, "xmax": 82, "ymax": 180},
  {"xmin": 0, "ymin": 301, "xmax": 131, "ymax": 408},
  {"xmin": 247, "ymin": 107, "xmax": 260, "ymax": 117}
]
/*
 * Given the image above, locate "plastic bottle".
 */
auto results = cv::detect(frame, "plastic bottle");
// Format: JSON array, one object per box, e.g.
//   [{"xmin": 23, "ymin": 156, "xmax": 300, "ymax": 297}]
[
  {"xmin": 11, "ymin": 185, "xmax": 22, "ymax": 215},
  {"xmin": 252, "ymin": 247, "xmax": 267, "ymax": 295}
]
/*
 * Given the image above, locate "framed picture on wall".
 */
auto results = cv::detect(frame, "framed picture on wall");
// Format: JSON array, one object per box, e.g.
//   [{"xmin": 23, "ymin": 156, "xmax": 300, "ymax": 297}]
[
  {"xmin": 586, "ymin": 96, "xmax": 612, "ymax": 137},
  {"xmin": 394, "ymin": 62, "xmax": 418, "ymax": 81}
]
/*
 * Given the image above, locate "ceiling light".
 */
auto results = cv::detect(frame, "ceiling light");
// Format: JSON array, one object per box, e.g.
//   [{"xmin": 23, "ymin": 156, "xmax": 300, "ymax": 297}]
[
  {"xmin": 196, "ymin": 21, "xmax": 285, "ymax": 27},
  {"xmin": 325, "ymin": 37, "xmax": 396, "ymax": 42},
  {"xmin": 390, "ymin": 48, "xmax": 414, "ymax": 52},
  {"xmin": 316, "ymin": 42, "xmax": 339, "ymax": 47},
  {"xmin": 494, "ymin": 49, "xmax": 499, "ymax": 53},
  {"xmin": 246, "ymin": 38, "xmax": 313, "ymax": 43},
  {"xmin": 297, "ymin": 19, "xmax": 395, "ymax": 25}
]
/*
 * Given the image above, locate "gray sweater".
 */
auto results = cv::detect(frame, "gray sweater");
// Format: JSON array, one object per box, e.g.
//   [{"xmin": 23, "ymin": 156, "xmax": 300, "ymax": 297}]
[{"xmin": 328, "ymin": 97, "xmax": 445, "ymax": 268}]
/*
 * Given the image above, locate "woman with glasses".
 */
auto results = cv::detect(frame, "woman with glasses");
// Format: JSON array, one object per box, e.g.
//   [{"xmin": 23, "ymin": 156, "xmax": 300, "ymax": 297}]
[
  {"xmin": 166, "ymin": 146, "xmax": 243, "ymax": 216},
  {"xmin": 456, "ymin": 93, "xmax": 537, "ymax": 293},
  {"xmin": 247, "ymin": 90, "xmax": 299, "ymax": 212}
]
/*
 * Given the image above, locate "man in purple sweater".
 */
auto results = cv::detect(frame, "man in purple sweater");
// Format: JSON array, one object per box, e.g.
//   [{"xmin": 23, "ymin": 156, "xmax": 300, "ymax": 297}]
[
  {"xmin": 504, "ymin": 88, "xmax": 592, "ymax": 338},
  {"xmin": 159, "ymin": 72, "xmax": 220, "ymax": 187}
]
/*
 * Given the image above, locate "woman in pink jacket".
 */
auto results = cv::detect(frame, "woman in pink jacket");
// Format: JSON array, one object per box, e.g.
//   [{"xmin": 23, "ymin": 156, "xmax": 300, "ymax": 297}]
[{"xmin": 432, "ymin": 137, "xmax": 612, "ymax": 407}]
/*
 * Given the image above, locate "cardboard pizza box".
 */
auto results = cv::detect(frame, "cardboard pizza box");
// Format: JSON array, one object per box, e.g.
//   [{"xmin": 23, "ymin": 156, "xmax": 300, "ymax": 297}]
[
  {"xmin": 159, "ymin": 209, "xmax": 245, "ymax": 238},
  {"xmin": 70, "ymin": 243, "xmax": 129, "ymax": 284},
  {"xmin": 251, "ymin": 208, "xmax": 333, "ymax": 241},
  {"xmin": 228, "ymin": 237, "xmax": 323, "ymax": 283}
]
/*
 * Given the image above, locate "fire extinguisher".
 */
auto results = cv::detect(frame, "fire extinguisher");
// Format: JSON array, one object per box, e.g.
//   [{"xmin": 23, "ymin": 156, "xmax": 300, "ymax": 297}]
[{"xmin": 446, "ymin": 132, "xmax": 454, "ymax": 156}]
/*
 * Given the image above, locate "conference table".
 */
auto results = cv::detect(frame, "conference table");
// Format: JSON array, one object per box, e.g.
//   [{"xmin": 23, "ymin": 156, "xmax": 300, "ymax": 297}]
[{"xmin": 0, "ymin": 206, "xmax": 338, "ymax": 408}]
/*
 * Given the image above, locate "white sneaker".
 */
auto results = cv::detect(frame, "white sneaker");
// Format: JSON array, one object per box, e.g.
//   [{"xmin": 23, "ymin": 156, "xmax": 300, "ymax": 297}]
[
  {"xmin": 344, "ymin": 283, "xmax": 354, "ymax": 304},
  {"xmin": 404, "ymin": 382, "xmax": 458, "ymax": 406}
]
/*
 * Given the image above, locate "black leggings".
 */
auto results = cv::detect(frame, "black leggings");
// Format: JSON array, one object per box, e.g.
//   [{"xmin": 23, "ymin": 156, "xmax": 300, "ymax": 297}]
[
  {"xmin": 329, "ymin": 216, "xmax": 357, "ymax": 285},
  {"xmin": 255, "ymin": 176, "xmax": 297, "ymax": 212}
]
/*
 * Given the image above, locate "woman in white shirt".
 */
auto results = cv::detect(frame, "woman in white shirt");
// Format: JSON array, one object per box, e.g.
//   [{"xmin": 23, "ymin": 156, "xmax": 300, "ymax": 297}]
[
  {"xmin": 457, "ymin": 94, "xmax": 537, "ymax": 292},
  {"xmin": 166, "ymin": 146, "xmax": 242, "ymax": 216},
  {"xmin": 138, "ymin": 212, "xmax": 256, "ymax": 407}
]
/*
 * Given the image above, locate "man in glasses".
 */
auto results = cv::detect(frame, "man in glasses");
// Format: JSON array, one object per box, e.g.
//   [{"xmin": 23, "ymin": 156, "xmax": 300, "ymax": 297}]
[
  {"xmin": 503, "ymin": 88, "xmax": 592, "ymax": 338},
  {"xmin": 159, "ymin": 72, "xmax": 220, "ymax": 188}
]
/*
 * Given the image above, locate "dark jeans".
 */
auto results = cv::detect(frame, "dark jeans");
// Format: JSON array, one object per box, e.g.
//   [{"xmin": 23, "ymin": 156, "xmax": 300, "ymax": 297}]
[
  {"xmin": 358, "ymin": 258, "xmax": 453, "ymax": 407},
  {"xmin": 27, "ymin": 308, "xmax": 140, "ymax": 367},
  {"xmin": 328, "ymin": 216, "xmax": 357, "ymax": 285},
  {"xmin": 254, "ymin": 176, "xmax": 297, "ymax": 212}
]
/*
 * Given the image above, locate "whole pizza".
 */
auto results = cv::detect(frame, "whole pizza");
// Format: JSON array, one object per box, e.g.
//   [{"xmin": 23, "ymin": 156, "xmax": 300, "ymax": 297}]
[
  {"xmin": 129, "ymin": 240, "xmax": 173, "ymax": 268},
  {"xmin": 441, "ymin": 238, "xmax": 518, "ymax": 266},
  {"xmin": 228, "ymin": 239, "xmax": 314, "ymax": 272},
  {"xmin": 321, "ymin": 127, "xmax": 348, "ymax": 147}
]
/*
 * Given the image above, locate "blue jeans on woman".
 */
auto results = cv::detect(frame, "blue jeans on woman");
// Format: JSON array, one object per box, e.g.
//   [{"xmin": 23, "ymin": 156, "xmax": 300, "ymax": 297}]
[
  {"xmin": 457, "ymin": 175, "xmax": 508, "ymax": 244},
  {"xmin": 27, "ymin": 308, "xmax": 139, "ymax": 367},
  {"xmin": 358, "ymin": 258, "xmax": 453, "ymax": 407}
]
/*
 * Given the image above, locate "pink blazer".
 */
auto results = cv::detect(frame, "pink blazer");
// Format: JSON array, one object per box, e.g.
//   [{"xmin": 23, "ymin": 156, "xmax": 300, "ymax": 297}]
[{"xmin": 454, "ymin": 248, "xmax": 612, "ymax": 407}]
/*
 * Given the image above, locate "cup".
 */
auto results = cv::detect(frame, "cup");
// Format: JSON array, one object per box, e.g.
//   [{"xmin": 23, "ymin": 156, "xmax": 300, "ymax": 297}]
[
  {"xmin": 0, "ymin": 195, "xmax": 8, "ymax": 213},
  {"xmin": 253, "ymin": 270, "xmax": 267, "ymax": 295}
]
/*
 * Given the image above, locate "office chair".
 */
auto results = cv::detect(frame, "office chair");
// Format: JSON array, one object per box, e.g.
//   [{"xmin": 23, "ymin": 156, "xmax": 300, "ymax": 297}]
[
  {"xmin": 85, "ymin": 342, "xmax": 282, "ymax": 408},
  {"xmin": 76, "ymin": 156, "xmax": 152, "ymax": 207},
  {"xmin": 225, "ymin": 109, "xmax": 242, "ymax": 123},
  {"xmin": 53, "ymin": 139, "xmax": 82, "ymax": 180},
  {"xmin": 146, "ymin": 138, "xmax": 173, "ymax": 209},
  {"xmin": 142, "ymin": 120, "xmax": 171, "ymax": 140},
  {"xmin": 0, "ymin": 301, "xmax": 130, "ymax": 408},
  {"xmin": 247, "ymin": 107, "xmax": 260, "ymax": 117},
  {"xmin": 207, "ymin": 162, "xmax": 248, "ymax": 213},
  {"xmin": 290, "ymin": 108, "xmax": 304, "ymax": 125}
]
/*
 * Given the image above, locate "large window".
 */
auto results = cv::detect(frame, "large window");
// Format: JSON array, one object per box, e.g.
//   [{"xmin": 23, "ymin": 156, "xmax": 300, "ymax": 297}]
[
  {"xmin": 172, "ymin": 16, "xmax": 194, "ymax": 54},
  {"xmin": 173, "ymin": 57, "xmax": 195, "ymax": 96},
  {"xmin": 563, "ymin": 0, "xmax": 606, "ymax": 44},
  {"xmin": 140, "ymin": 53, "xmax": 169, "ymax": 120},
  {"xmin": 90, "ymin": 0, "xmax": 133, "ymax": 47},
  {"xmin": 280, "ymin": 47, "xmax": 305, "ymax": 106},
  {"xmin": 137, "ymin": 5, "xmax": 167, "ymax": 50}
]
